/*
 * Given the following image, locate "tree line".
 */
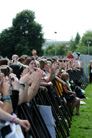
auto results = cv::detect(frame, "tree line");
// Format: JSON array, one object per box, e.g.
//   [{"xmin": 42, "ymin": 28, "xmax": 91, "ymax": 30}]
[
  {"xmin": 44, "ymin": 31, "xmax": 92, "ymax": 56},
  {"xmin": 0, "ymin": 9, "xmax": 92, "ymax": 58}
]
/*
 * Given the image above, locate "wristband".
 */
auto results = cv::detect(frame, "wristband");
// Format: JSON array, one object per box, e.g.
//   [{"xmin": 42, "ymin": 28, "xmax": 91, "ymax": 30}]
[
  {"xmin": 10, "ymin": 117, "xmax": 16, "ymax": 123},
  {"xmin": 4, "ymin": 100, "xmax": 11, "ymax": 104},
  {"xmin": 2, "ymin": 96, "xmax": 10, "ymax": 100},
  {"xmin": 53, "ymin": 72, "xmax": 56, "ymax": 80},
  {"xmin": 20, "ymin": 83, "xmax": 25, "ymax": 87}
]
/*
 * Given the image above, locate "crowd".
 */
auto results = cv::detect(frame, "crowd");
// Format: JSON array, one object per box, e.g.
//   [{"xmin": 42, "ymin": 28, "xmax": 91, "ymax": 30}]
[{"xmin": 0, "ymin": 49, "xmax": 85, "ymax": 138}]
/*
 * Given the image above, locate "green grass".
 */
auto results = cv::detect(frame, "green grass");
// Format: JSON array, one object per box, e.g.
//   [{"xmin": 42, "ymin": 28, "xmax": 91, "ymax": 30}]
[{"xmin": 69, "ymin": 84, "xmax": 92, "ymax": 138}]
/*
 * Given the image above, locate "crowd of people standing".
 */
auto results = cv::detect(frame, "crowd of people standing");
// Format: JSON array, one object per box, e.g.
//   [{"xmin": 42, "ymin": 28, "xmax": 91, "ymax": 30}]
[{"xmin": 0, "ymin": 50, "xmax": 85, "ymax": 137}]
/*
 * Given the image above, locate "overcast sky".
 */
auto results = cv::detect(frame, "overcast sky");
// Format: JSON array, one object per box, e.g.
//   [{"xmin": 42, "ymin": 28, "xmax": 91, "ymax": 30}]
[{"xmin": 0, "ymin": 0, "xmax": 92, "ymax": 41}]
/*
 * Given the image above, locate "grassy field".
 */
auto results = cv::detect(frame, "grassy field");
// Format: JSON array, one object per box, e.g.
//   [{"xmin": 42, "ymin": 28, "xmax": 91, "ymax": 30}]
[{"xmin": 69, "ymin": 84, "xmax": 92, "ymax": 138}]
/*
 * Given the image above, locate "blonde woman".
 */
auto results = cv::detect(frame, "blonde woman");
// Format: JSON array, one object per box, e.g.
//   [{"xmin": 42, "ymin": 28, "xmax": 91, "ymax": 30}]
[{"xmin": 61, "ymin": 72, "xmax": 80, "ymax": 115}]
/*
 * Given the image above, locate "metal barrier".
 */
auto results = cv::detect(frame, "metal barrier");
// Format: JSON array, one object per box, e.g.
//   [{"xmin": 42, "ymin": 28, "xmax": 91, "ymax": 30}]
[
  {"xmin": 67, "ymin": 69, "xmax": 88, "ymax": 89},
  {"xmin": 17, "ymin": 84, "xmax": 73, "ymax": 138},
  {"xmin": 16, "ymin": 69, "xmax": 88, "ymax": 138}
]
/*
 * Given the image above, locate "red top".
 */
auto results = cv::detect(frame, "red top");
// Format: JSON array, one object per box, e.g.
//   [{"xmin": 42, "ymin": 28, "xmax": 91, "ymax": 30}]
[{"xmin": 67, "ymin": 54, "xmax": 74, "ymax": 59}]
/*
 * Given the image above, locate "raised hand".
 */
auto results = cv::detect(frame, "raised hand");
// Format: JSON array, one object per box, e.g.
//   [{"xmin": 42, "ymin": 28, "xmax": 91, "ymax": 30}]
[
  {"xmin": 27, "ymin": 69, "xmax": 42, "ymax": 85},
  {"xmin": 2, "ymin": 77, "xmax": 11, "ymax": 96},
  {"xmin": 20, "ymin": 73, "xmax": 30, "ymax": 84},
  {"xmin": 10, "ymin": 75, "xmax": 20, "ymax": 90}
]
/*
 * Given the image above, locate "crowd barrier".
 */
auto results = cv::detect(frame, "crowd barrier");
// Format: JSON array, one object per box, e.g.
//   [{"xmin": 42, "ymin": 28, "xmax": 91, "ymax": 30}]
[
  {"xmin": 17, "ymin": 84, "xmax": 73, "ymax": 137},
  {"xmin": 16, "ymin": 69, "xmax": 87, "ymax": 138},
  {"xmin": 67, "ymin": 69, "xmax": 88, "ymax": 89}
]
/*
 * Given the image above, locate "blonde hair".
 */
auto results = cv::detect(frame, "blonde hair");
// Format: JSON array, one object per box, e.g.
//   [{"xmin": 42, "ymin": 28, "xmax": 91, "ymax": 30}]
[
  {"xmin": 47, "ymin": 61, "xmax": 52, "ymax": 65},
  {"xmin": 35, "ymin": 60, "xmax": 40, "ymax": 66},
  {"xmin": 61, "ymin": 72, "xmax": 69, "ymax": 82}
]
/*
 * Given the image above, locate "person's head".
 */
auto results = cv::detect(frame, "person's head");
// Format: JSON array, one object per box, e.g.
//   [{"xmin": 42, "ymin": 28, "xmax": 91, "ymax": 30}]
[
  {"xmin": 0, "ymin": 58, "xmax": 10, "ymax": 66},
  {"xmin": 24, "ymin": 57, "xmax": 32, "ymax": 66},
  {"xmin": 18, "ymin": 55, "xmax": 28, "ymax": 64},
  {"xmin": 0, "ymin": 66, "xmax": 13, "ymax": 76},
  {"xmin": 32, "ymin": 49, "xmax": 37, "ymax": 57},
  {"xmin": 40, "ymin": 59, "xmax": 47, "ymax": 70},
  {"xmin": 24, "ymin": 57, "xmax": 36, "ymax": 73},
  {"xmin": 46, "ymin": 61, "xmax": 52, "ymax": 72},
  {"xmin": 12, "ymin": 54, "xmax": 18, "ymax": 60},
  {"xmin": 29, "ymin": 58, "xmax": 36, "ymax": 69},
  {"xmin": 10, "ymin": 64, "xmax": 24, "ymax": 79},
  {"xmin": 35, "ymin": 60, "xmax": 40, "ymax": 68},
  {"xmin": 51, "ymin": 57, "xmax": 57, "ymax": 64},
  {"xmin": 90, "ymin": 60, "xmax": 92, "ymax": 66},
  {"xmin": 18, "ymin": 57, "xmax": 26, "ymax": 64},
  {"xmin": 21, "ymin": 55, "xmax": 28, "ymax": 59},
  {"xmin": 61, "ymin": 72, "xmax": 69, "ymax": 82},
  {"xmin": 12, "ymin": 54, "xmax": 19, "ymax": 63},
  {"xmin": 40, "ymin": 60, "xmax": 46, "ymax": 70},
  {"xmin": 69, "ymin": 51, "xmax": 72, "ymax": 56}
]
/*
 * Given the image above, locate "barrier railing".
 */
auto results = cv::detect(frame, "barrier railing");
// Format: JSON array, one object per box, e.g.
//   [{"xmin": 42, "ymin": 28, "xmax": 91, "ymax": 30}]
[
  {"xmin": 16, "ymin": 69, "xmax": 87, "ymax": 138},
  {"xmin": 17, "ymin": 84, "xmax": 73, "ymax": 138},
  {"xmin": 67, "ymin": 69, "xmax": 88, "ymax": 89}
]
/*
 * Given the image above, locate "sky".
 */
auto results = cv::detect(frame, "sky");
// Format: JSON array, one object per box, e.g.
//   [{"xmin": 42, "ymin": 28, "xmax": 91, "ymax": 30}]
[{"xmin": 0, "ymin": 0, "xmax": 92, "ymax": 41}]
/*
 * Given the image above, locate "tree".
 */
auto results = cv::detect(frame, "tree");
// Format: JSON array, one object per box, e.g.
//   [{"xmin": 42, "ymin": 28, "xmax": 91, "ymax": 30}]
[
  {"xmin": 44, "ymin": 43, "xmax": 67, "ymax": 56},
  {"xmin": 44, "ymin": 44, "xmax": 55, "ymax": 56},
  {"xmin": 56, "ymin": 43, "xmax": 67, "ymax": 55},
  {"xmin": 0, "ymin": 10, "xmax": 45, "ymax": 58},
  {"xmin": 75, "ymin": 32, "xmax": 80, "ymax": 45},
  {"xmin": 0, "ymin": 27, "xmax": 15, "ymax": 57},
  {"xmin": 81, "ymin": 30, "xmax": 92, "ymax": 46},
  {"xmin": 69, "ymin": 32, "xmax": 80, "ymax": 52},
  {"xmin": 69, "ymin": 38, "xmax": 76, "ymax": 52},
  {"xmin": 75, "ymin": 42, "xmax": 88, "ymax": 54},
  {"xmin": 75, "ymin": 31, "xmax": 92, "ymax": 55}
]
